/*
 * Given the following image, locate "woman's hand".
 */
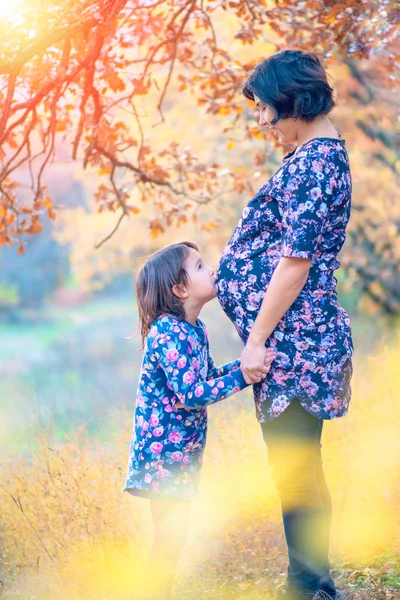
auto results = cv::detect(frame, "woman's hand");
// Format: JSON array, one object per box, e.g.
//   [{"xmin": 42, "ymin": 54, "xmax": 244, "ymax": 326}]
[{"xmin": 240, "ymin": 342, "xmax": 275, "ymax": 384}]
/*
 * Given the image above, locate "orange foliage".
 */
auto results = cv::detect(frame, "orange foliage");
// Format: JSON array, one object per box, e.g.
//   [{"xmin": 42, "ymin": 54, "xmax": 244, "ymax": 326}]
[{"xmin": 0, "ymin": 0, "xmax": 398, "ymax": 249}]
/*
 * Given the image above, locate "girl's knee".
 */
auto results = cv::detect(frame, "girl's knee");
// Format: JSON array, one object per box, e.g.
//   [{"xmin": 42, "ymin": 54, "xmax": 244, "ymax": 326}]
[
  {"xmin": 151, "ymin": 499, "xmax": 190, "ymax": 551},
  {"xmin": 154, "ymin": 520, "xmax": 188, "ymax": 552}
]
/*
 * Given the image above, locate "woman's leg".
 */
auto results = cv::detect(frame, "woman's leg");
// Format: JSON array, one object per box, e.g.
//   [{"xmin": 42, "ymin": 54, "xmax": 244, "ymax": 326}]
[
  {"xmin": 137, "ymin": 499, "xmax": 191, "ymax": 600},
  {"xmin": 314, "ymin": 443, "xmax": 337, "ymax": 598},
  {"xmin": 261, "ymin": 398, "xmax": 336, "ymax": 598}
]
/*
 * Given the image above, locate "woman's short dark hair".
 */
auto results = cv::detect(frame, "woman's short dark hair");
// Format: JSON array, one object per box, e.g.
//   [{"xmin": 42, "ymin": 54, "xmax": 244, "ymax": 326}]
[
  {"xmin": 135, "ymin": 241, "xmax": 198, "ymax": 347},
  {"xmin": 243, "ymin": 49, "xmax": 335, "ymax": 124}
]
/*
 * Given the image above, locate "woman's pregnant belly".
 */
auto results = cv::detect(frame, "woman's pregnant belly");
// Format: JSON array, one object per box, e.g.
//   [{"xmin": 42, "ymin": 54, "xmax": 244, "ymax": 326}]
[{"xmin": 217, "ymin": 248, "xmax": 351, "ymax": 346}]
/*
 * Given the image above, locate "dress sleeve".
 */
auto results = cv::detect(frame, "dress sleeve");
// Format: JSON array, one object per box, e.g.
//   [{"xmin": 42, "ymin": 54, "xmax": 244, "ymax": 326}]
[
  {"xmin": 280, "ymin": 153, "xmax": 331, "ymax": 260},
  {"xmin": 152, "ymin": 327, "xmax": 248, "ymax": 409},
  {"xmin": 207, "ymin": 354, "xmax": 242, "ymax": 379}
]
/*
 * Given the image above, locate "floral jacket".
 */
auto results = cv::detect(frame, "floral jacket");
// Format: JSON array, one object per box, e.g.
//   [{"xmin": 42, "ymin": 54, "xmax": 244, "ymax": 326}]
[{"xmin": 123, "ymin": 315, "xmax": 248, "ymax": 499}]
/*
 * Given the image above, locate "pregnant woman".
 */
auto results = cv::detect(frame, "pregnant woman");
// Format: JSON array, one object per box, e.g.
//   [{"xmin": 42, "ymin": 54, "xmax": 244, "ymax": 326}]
[{"xmin": 217, "ymin": 50, "xmax": 353, "ymax": 600}]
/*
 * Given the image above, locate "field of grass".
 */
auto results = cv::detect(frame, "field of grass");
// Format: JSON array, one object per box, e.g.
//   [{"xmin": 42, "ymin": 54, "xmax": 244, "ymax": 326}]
[{"xmin": 1, "ymin": 299, "xmax": 400, "ymax": 599}]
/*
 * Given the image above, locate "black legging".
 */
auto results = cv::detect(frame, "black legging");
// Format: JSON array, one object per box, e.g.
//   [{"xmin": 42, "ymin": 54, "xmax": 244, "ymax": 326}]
[{"xmin": 261, "ymin": 398, "xmax": 337, "ymax": 598}]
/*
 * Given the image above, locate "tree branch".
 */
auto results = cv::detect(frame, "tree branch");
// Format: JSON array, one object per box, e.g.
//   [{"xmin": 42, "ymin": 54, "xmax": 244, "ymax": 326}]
[{"xmin": 0, "ymin": 74, "xmax": 17, "ymax": 139}]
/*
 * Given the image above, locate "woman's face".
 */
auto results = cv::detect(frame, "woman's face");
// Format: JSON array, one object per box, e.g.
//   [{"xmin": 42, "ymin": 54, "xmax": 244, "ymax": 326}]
[{"xmin": 253, "ymin": 94, "xmax": 298, "ymax": 145}]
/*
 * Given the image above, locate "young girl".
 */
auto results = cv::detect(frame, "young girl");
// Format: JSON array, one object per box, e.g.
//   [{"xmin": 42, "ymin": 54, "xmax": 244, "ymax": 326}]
[{"xmin": 123, "ymin": 241, "xmax": 274, "ymax": 600}]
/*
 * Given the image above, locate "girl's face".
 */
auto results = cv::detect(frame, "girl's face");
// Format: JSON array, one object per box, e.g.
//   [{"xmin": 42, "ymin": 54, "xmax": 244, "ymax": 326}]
[
  {"xmin": 182, "ymin": 248, "xmax": 217, "ymax": 305},
  {"xmin": 253, "ymin": 94, "xmax": 298, "ymax": 145}
]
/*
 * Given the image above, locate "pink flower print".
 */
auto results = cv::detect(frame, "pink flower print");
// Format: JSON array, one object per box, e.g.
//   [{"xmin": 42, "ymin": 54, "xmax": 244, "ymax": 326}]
[
  {"xmin": 165, "ymin": 405, "xmax": 173, "ymax": 413},
  {"xmin": 156, "ymin": 469, "xmax": 170, "ymax": 479},
  {"xmin": 144, "ymin": 473, "xmax": 152, "ymax": 484},
  {"xmin": 246, "ymin": 290, "xmax": 264, "ymax": 311},
  {"xmin": 149, "ymin": 326, "xmax": 158, "ymax": 337},
  {"xmin": 166, "ymin": 348, "xmax": 179, "ymax": 362},
  {"xmin": 211, "ymin": 387, "xmax": 218, "ymax": 395},
  {"xmin": 217, "ymin": 380, "xmax": 224, "ymax": 388},
  {"xmin": 228, "ymin": 280, "xmax": 239, "ymax": 293},
  {"xmin": 192, "ymin": 357, "xmax": 200, "ymax": 370},
  {"xmin": 182, "ymin": 455, "xmax": 190, "ymax": 464},
  {"xmin": 307, "ymin": 381, "xmax": 319, "ymax": 396},
  {"xmin": 310, "ymin": 186, "xmax": 322, "ymax": 201},
  {"xmin": 152, "ymin": 481, "xmax": 160, "ymax": 491},
  {"xmin": 183, "ymin": 371, "xmax": 194, "ymax": 384},
  {"xmin": 176, "ymin": 414, "xmax": 182, "ymax": 420},
  {"xmin": 136, "ymin": 395, "xmax": 144, "ymax": 407},
  {"xmin": 195, "ymin": 385, "xmax": 204, "ymax": 397},
  {"xmin": 171, "ymin": 451, "xmax": 183, "ymax": 462},
  {"xmin": 234, "ymin": 305, "xmax": 245, "ymax": 318},
  {"xmin": 149, "ymin": 414, "xmax": 159, "ymax": 427},
  {"xmin": 157, "ymin": 333, "xmax": 169, "ymax": 345},
  {"xmin": 153, "ymin": 426, "xmax": 164, "ymax": 437},
  {"xmin": 162, "ymin": 396, "xmax": 170, "ymax": 404},
  {"xmin": 272, "ymin": 370, "xmax": 289, "ymax": 385},
  {"xmin": 137, "ymin": 415, "xmax": 144, "ymax": 427},
  {"xmin": 177, "ymin": 356, "xmax": 187, "ymax": 368},
  {"xmin": 295, "ymin": 341, "xmax": 309, "ymax": 351},
  {"xmin": 302, "ymin": 361, "xmax": 314, "ymax": 372},
  {"xmin": 179, "ymin": 332, "xmax": 186, "ymax": 340},
  {"xmin": 168, "ymin": 431, "xmax": 182, "ymax": 444},
  {"xmin": 150, "ymin": 442, "xmax": 163, "ymax": 454},
  {"xmin": 311, "ymin": 159, "xmax": 323, "ymax": 173},
  {"xmin": 300, "ymin": 376, "xmax": 318, "ymax": 396},
  {"xmin": 173, "ymin": 326, "xmax": 180, "ymax": 333}
]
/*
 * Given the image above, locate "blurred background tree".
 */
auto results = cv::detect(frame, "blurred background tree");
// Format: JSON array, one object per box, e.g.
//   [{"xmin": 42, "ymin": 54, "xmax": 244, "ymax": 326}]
[{"xmin": 0, "ymin": 0, "xmax": 399, "ymax": 313}]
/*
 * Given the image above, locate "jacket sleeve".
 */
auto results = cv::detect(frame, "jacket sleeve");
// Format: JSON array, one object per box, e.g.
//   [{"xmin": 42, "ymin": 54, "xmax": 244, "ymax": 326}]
[
  {"xmin": 153, "ymin": 330, "xmax": 248, "ymax": 409},
  {"xmin": 207, "ymin": 353, "xmax": 242, "ymax": 379}
]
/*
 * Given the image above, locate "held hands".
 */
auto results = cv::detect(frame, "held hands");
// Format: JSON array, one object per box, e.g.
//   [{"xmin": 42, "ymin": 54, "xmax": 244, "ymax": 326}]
[{"xmin": 240, "ymin": 341, "xmax": 276, "ymax": 385}]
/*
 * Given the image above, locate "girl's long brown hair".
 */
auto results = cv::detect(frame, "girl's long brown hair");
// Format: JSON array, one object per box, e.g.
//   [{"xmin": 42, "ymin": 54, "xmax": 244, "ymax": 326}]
[{"xmin": 135, "ymin": 242, "xmax": 199, "ymax": 348}]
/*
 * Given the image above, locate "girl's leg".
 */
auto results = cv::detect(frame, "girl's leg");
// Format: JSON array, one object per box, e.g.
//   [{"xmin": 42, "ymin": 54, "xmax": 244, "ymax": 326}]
[{"xmin": 137, "ymin": 498, "xmax": 191, "ymax": 600}]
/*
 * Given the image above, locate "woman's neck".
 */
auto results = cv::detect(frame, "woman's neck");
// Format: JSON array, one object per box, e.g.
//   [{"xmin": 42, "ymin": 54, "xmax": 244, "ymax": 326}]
[{"xmin": 295, "ymin": 116, "xmax": 339, "ymax": 149}]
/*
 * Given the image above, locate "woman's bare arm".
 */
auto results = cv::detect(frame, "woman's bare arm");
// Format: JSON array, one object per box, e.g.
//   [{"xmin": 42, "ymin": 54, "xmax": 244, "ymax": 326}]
[{"xmin": 241, "ymin": 256, "xmax": 311, "ymax": 383}]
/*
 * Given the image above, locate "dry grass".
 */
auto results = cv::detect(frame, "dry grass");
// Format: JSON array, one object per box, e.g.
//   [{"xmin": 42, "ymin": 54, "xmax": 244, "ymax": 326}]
[{"xmin": 1, "ymin": 337, "xmax": 400, "ymax": 599}]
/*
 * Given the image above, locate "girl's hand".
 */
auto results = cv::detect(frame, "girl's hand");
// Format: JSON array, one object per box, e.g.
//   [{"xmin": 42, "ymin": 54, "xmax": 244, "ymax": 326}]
[{"xmin": 240, "ymin": 343, "xmax": 275, "ymax": 385}]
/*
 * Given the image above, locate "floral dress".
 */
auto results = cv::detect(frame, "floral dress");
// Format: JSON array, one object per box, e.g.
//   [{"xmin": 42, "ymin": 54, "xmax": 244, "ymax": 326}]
[
  {"xmin": 123, "ymin": 315, "xmax": 248, "ymax": 500},
  {"xmin": 217, "ymin": 138, "xmax": 354, "ymax": 423}
]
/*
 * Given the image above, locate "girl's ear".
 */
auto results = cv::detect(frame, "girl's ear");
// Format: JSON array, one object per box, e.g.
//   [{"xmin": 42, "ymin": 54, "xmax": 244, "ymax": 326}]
[{"xmin": 172, "ymin": 284, "xmax": 188, "ymax": 300}]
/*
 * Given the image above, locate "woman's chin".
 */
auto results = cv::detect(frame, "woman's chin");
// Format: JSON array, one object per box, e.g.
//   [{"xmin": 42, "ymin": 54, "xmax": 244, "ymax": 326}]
[
  {"xmin": 276, "ymin": 134, "xmax": 287, "ymax": 144},
  {"xmin": 274, "ymin": 132, "xmax": 296, "ymax": 146}
]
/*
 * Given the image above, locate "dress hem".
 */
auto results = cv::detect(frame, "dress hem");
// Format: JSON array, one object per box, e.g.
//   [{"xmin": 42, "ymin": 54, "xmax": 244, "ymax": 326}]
[{"xmin": 123, "ymin": 486, "xmax": 194, "ymax": 502}]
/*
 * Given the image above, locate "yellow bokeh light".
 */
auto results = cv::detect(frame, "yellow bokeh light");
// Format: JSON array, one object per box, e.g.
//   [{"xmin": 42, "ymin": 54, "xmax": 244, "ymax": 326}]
[{"xmin": 0, "ymin": 1, "xmax": 21, "ymax": 21}]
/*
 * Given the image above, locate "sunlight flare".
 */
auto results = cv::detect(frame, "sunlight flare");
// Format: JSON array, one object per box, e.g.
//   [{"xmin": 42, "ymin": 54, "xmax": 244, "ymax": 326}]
[{"xmin": 0, "ymin": 0, "xmax": 20, "ymax": 20}]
